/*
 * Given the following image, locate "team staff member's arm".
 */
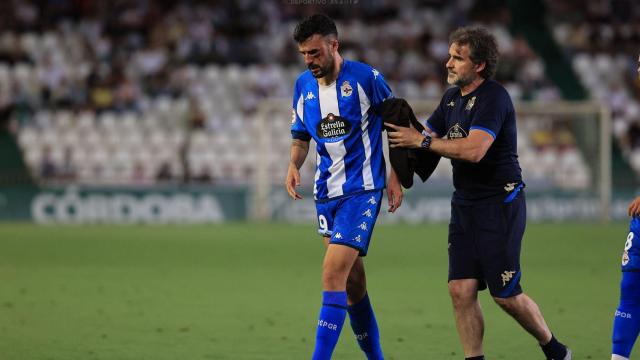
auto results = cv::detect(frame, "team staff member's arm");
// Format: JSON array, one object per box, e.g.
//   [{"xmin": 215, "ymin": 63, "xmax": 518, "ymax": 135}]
[
  {"xmin": 629, "ymin": 196, "xmax": 640, "ymax": 217},
  {"xmin": 384, "ymin": 123, "xmax": 494, "ymax": 163},
  {"xmin": 285, "ymin": 139, "xmax": 310, "ymax": 200}
]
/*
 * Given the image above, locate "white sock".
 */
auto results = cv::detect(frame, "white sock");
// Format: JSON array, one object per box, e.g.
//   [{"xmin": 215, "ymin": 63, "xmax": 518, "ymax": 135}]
[{"xmin": 612, "ymin": 354, "xmax": 629, "ymax": 360}]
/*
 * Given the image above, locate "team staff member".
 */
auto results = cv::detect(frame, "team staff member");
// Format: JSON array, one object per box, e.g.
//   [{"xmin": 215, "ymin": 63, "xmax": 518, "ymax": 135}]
[{"xmin": 386, "ymin": 26, "xmax": 571, "ymax": 360}]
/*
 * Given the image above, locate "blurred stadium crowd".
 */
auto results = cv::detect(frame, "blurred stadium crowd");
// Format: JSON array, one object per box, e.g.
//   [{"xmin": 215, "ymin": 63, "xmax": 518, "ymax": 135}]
[{"xmin": 0, "ymin": 0, "xmax": 637, "ymax": 188}]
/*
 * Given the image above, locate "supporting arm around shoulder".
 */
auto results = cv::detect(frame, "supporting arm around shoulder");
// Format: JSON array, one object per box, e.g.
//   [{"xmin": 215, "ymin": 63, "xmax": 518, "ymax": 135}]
[{"xmin": 429, "ymin": 129, "xmax": 494, "ymax": 163}]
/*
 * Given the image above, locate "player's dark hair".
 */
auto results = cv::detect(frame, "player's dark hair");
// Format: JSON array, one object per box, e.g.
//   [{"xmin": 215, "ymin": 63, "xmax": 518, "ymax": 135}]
[
  {"xmin": 449, "ymin": 26, "xmax": 498, "ymax": 79},
  {"xmin": 293, "ymin": 14, "xmax": 338, "ymax": 43}
]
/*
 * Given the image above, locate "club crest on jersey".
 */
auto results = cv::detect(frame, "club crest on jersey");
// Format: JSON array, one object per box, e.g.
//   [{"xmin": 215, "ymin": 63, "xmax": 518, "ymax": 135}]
[
  {"xmin": 465, "ymin": 96, "xmax": 476, "ymax": 111},
  {"xmin": 623, "ymin": 251, "xmax": 630, "ymax": 266},
  {"xmin": 446, "ymin": 123, "xmax": 467, "ymax": 139},
  {"xmin": 340, "ymin": 80, "xmax": 353, "ymax": 97},
  {"xmin": 317, "ymin": 113, "xmax": 351, "ymax": 141}
]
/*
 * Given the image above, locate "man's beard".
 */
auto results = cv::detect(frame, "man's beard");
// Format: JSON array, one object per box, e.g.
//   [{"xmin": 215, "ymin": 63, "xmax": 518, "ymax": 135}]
[
  {"xmin": 448, "ymin": 72, "xmax": 474, "ymax": 87},
  {"xmin": 309, "ymin": 59, "xmax": 333, "ymax": 79}
]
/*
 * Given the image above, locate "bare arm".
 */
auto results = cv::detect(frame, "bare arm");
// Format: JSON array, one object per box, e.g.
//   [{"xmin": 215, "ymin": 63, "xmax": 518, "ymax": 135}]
[
  {"xmin": 386, "ymin": 166, "xmax": 403, "ymax": 213},
  {"xmin": 385, "ymin": 122, "xmax": 494, "ymax": 163},
  {"xmin": 429, "ymin": 130, "xmax": 494, "ymax": 163},
  {"xmin": 285, "ymin": 139, "xmax": 310, "ymax": 200}
]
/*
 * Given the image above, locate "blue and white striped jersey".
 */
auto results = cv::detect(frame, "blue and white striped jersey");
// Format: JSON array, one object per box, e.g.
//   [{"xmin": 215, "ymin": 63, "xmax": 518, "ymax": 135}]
[{"xmin": 291, "ymin": 59, "xmax": 392, "ymax": 201}]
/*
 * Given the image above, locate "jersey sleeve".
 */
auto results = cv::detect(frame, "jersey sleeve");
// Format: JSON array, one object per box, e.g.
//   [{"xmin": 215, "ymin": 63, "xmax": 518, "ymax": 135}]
[
  {"xmin": 425, "ymin": 96, "xmax": 447, "ymax": 138},
  {"xmin": 368, "ymin": 68, "xmax": 393, "ymax": 113},
  {"xmin": 290, "ymin": 80, "xmax": 311, "ymax": 141},
  {"xmin": 469, "ymin": 89, "xmax": 512, "ymax": 139}
]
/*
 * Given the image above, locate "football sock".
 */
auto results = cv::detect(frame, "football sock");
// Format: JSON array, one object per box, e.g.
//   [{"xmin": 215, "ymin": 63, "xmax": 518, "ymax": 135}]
[
  {"xmin": 347, "ymin": 292, "xmax": 384, "ymax": 360},
  {"xmin": 312, "ymin": 291, "xmax": 348, "ymax": 360},
  {"xmin": 465, "ymin": 356, "xmax": 485, "ymax": 360},
  {"xmin": 612, "ymin": 272, "xmax": 640, "ymax": 358},
  {"xmin": 541, "ymin": 334, "xmax": 568, "ymax": 359}
]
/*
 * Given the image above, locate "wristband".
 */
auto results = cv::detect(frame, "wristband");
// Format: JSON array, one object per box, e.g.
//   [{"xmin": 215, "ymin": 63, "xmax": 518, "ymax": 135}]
[{"xmin": 421, "ymin": 134, "xmax": 432, "ymax": 150}]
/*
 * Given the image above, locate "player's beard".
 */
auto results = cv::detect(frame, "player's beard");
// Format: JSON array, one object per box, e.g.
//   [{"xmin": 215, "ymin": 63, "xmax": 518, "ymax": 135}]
[
  {"xmin": 309, "ymin": 57, "xmax": 334, "ymax": 79},
  {"xmin": 448, "ymin": 71, "xmax": 474, "ymax": 88}
]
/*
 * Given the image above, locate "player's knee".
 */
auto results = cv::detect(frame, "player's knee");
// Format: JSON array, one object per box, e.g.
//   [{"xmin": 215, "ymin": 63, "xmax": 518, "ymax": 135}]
[
  {"xmin": 448, "ymin": 282, "xmax": 476, "ymax": 308},
  {"xmin": 493, "ymin": 295, "xmax": 519, "ymax": 315},
  {"xmin": 322, "ymin": 265, "xmax": 348, "ymax": 290}
]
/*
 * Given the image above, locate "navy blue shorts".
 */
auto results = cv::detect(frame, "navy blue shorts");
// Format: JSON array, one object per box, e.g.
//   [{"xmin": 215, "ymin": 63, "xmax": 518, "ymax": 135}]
[
  {"xmin": 315, "ymin": 190, "xmax": 383, "ymax": 256},
  {"xmin": 448, "ymin": 192, "xmax": 526, "ymax": 298}
]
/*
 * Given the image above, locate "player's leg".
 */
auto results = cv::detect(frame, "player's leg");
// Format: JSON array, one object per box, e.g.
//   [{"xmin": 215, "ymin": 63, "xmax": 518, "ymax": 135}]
[
  {"xmin": 346, "ymin": 257, "xmax": 384, "ymax": 360},
  {"xmin": 448, "ymin": 203, "xmax": 485, "ymax": 359},
  {"xmin": 312, "ymin": 243, "xmax": 360, "ymax": 360},
  {"xmin": 322, "ymin": 235, "xmax": 383, "ymax": 359},
  {"xmin": 448, "ymin": 279, "xmax": 485, "ymax": 358},
  {"xmin": 611, "ymin": 272, "xmax": 640, "ymax": 360},
  {"xmin": 612, "ymin": 218, "xmax": 640, "ymax": 360},
  {"xmin": 479, "ymin": 194, "xmax": 570, "ymax": 359},
  {"xmin": 333, "ymin": 191, "xmax": 385, "ymax": 360}
]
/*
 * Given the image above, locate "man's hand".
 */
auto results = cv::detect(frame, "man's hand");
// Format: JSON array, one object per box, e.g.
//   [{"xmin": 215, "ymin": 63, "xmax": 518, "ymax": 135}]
[
  {"xmin": 629, "ymin": 196, "xmax": 640, "ymax": 217},
  {"xmin": 386, "ymin": 168, "xmax": 403, "ymax": 213},
  {"xmin": 385, "ymin": 122, "xmax": 425, "ymax": 149},
  {"xmin": 285, "ymin": 163, "xmax": 303, "ymax": 200}
]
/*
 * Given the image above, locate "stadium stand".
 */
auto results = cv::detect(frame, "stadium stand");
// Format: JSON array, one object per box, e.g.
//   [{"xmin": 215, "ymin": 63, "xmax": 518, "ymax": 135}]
[{"xmin": 0, "ymin": 0, "xmax": 605, "ymax": 189}]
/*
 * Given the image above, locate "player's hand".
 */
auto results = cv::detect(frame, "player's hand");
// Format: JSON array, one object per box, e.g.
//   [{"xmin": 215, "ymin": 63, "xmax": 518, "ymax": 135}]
[
  {"xmin": 385, "ymin": 122, "xmax": 424, "ymax": 149},
  {"xmin": 629, "ymin": 196, "xmax": 640, "ymax": 216},
  {"xmin": 285, "ymin": 163, "xmax": 303, "ymax": 200},
  {"xmin": 386, "ymin": 168, "xmax": 403, "ymax": 213}
]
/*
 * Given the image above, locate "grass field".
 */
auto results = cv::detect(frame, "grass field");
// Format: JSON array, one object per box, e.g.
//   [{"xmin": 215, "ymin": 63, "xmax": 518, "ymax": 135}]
[{"xmin": 0, "ymin": 222, "xmax": 630, "ymax": 359}]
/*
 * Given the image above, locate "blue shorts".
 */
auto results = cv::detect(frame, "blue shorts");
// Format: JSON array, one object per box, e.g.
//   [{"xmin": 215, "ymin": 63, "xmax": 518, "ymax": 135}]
[
  {"xmin": 621, "ymin": 217, "xmax": 640, "ymax": 272},
  {"xmin": 448, "ymin": 192, "xmax": 526, "ymax": 298},
  {"xmin": 315, "ymin": 190, "xmax": 383, "ymax": 256}
]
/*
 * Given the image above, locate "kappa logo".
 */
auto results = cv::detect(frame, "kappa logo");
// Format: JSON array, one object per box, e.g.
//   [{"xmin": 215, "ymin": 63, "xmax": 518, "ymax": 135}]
[
  {"xmin": 447, "ymin": 100, "xmax": 456, "ymax": 107},
  {"xmin": 354, "ymin": 235, "xmax": 362, "ymax": 243},
  {"xmin": 359, "ymin": 222, "xmax": 368, "ymax": 231},
  {"xmin": 504, "ymin": 182, "xmax": 518, "ymax": 192},
  {"xmin": 305, "ymin": 91, "xmax": 316, "ymax": 101},
  {"xmin": 367, "ymin": 196, "xmax": 377, "ymax": 205},
  {"xmin": 362, "ymin": 209, "xmax": 372, "ymax": 218},
  {"xmin": 335, "ymin": 232, "xmax": 343, "ymax": 240},
  {"xmin": 501, "ymin": 270, "xmax": 516, "ymax": 286},
  {"xmin": 372, "ymin": 69, "xmax": 380, "ymax": 79}
]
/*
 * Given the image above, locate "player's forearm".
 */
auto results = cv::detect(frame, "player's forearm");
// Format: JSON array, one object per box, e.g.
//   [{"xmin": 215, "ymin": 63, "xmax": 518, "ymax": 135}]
[
  {"xmin": 289, "ymin": 139, "xmax": 310, "ymax": 169},
  {"xmin": 429, "ymin": 137, "xmax": 485, "ymax": 163}
]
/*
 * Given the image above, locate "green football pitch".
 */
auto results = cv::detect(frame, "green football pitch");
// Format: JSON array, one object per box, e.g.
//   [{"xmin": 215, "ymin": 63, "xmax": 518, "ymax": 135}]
[{"xmin": 0, "ymin": 222, "xmax": 630, "ymax": 359}]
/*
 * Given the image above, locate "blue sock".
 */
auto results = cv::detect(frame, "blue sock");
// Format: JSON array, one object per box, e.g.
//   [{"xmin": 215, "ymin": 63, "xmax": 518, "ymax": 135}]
[
  {"xmin": 612, "ymin": 272, "xmax": 640, "ymax": 358},
  {"xmin": 312, "ymin": 291, "xmax": 348, "ymax": 360},
  {"xmin": 348, "ymin": 293, "xmax": 384, "ymax": 360}
]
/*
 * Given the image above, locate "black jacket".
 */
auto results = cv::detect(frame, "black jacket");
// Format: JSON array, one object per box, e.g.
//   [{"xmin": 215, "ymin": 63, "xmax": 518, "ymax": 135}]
[{"xmin": 381, "ymin": 98, "xmax": 441, "ymax": 189}]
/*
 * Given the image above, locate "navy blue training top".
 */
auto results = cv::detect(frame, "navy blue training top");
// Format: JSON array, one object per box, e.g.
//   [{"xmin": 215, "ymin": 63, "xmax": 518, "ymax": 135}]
[{"xmin": 426, "ymin": 79, "xmax": 522, "ymax": 203}]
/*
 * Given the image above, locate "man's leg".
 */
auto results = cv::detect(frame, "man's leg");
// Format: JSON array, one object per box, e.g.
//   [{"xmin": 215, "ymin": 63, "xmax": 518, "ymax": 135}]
[
  {"xmin": 448, "ymin": 279, "xmax": 484, "ymax": 358},
  {"xmin": 611, "ymin": 272, "xmax": 640, "ymax": 360},
  {"xmin": 346, "ymin": 257, "xmax": 384, "ymax": 360},
  {"xmin": 322, "ymin": 236, "xmax": 384, "ymax": 359},
  {"xmin": 493, "ymin": 294, "xmax": 569, "ymax": 359},
  {"xmin": 312, "ymin": 243, "xmax": 360, "ymax": 360}
]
